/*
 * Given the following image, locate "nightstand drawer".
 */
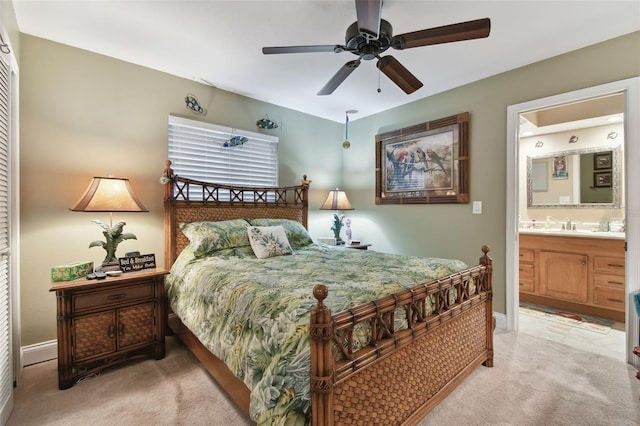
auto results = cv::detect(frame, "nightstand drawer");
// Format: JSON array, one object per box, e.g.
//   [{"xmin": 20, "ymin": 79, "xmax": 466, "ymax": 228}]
[{"xmin": 73, "ymin": 282, "xmax": 153, "ymax": 311}]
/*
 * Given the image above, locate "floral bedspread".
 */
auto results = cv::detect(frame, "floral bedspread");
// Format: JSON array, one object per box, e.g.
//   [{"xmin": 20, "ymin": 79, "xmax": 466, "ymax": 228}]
[{"xmin": 166, "ymin": 243, "xmax": 467, "ymax": 425}]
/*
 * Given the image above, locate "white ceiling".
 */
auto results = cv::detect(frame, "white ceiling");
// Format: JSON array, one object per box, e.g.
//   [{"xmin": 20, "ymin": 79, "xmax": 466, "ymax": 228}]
[{"xmin": 12, "ymin": 0, "xmax": 640, "ymax": 123}]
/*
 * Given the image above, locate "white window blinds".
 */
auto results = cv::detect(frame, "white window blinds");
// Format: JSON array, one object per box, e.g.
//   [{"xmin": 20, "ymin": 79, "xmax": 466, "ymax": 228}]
[{"xmin": 168, "ymin": 116, "xmax": 278, "ymax": 193}]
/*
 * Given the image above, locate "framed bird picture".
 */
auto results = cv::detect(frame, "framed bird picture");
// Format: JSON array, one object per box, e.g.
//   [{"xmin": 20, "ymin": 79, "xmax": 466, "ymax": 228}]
[{"xmin": 375, "ymin": 112, "xmax": 470, "ymax": 205}]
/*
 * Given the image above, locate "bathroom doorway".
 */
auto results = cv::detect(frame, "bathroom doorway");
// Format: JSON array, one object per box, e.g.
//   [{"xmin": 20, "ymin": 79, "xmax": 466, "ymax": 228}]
[{"xmin": 506, "ymin": 77, "xmax": 640, "ymax": 367}]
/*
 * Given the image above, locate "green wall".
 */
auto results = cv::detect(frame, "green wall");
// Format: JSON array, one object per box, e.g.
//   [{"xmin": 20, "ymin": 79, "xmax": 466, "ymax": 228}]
[{"xmin": 18, "ymin": 30, "xmax": 640, "ymax": 346}]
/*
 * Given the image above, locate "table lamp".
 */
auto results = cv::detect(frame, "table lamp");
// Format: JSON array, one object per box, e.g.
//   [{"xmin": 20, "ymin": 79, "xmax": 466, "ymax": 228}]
[
  {"xmin": 320, "ymin": 188, "xmax": 353, "ymax": 245},
  {"xmin": 70, "ymin": 176, "xmax": 148, "ymax": 271}
]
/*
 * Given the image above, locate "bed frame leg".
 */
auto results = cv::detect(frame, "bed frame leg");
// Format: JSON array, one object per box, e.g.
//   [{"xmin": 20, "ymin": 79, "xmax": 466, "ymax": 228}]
[
  {"xmin": 310, "ymin": 285, "xmax": 333, "ymax": 426},
  {"xmin": 480, "ymin": 245, "xmax": 494, "ymax": 368}
]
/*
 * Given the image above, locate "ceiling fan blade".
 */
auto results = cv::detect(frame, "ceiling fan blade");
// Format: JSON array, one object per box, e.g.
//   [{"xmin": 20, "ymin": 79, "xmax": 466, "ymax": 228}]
[
  {"xmin": 377, "ymin": 56, "xmax": 423, "ymax": 94},
  {"xmin": 262, "ymin": 45, "xmax": 340, "ymax": 55},
  {"xmin": 317, "ymin": 60, "xmax": 361, "ymax": 96},
  {"xmin": 355, "ymin": 0, "xmax": 382, "ymax": 38},
  {"xmin": 392, "ymin": 18, "xmax": 491, "ymax": 50}
]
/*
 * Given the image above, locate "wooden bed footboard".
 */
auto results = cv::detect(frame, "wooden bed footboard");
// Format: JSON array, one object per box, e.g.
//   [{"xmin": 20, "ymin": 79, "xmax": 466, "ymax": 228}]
[{"xmin": 311, "ymin": 247, "xmax": 493, "ymax": 425}]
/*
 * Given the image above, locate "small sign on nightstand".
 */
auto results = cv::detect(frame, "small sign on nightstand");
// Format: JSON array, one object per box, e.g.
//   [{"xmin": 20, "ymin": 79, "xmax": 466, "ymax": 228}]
[{"xmin": 118, "ymin": 253, "xmax": 156, "ymax": 272}]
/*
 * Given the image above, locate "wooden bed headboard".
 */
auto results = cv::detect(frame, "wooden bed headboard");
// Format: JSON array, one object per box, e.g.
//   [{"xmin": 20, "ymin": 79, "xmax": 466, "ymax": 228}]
[{"xmin": 162, "ymin": 161, "xmax": 309, "ymax": 268}]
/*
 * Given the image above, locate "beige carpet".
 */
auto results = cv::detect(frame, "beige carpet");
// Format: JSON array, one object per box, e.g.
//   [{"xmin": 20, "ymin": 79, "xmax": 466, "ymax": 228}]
[{"xmin": 7, "ymin": 331, "xmax": 640, "ymax": 426}]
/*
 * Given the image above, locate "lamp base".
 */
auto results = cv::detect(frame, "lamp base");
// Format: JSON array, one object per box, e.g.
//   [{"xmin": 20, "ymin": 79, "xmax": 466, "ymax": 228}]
[
  {"xmin": 96, "ymin": 261, "xmax": 122, "ymax": 273},
  {"xmin": 335, "ymin": 238, "xmax": 345, "ymax": 245}
]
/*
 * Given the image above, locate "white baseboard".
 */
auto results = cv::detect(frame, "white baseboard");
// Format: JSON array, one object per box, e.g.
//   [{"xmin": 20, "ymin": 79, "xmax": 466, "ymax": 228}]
[
  {"xmin": 494, "ymin": 311, "xmax": 507, "ymax": 330},
  {"xmin": 22, "ymin": 340, "xmax": 57, "ymax": 366}
]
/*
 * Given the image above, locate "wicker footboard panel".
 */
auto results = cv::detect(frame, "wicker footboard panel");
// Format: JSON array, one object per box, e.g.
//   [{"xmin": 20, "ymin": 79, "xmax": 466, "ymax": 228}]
[{"xmin": 332, "ymin": 302, "xmax": 488, "ymax": 425}]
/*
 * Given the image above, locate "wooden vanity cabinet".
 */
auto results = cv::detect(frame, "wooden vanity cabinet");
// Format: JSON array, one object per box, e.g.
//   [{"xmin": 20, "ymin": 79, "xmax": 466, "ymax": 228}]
[
  {"xmin": 539, "ymin": 251, "xmax": 588, "ymax": 303},
  {"xmin": 519, "ymin": 233, "xmax": 625, "ymax": 322},
  {"xmin": 518, "ymin": 249, "xmax": 535, "ymax": 293}
]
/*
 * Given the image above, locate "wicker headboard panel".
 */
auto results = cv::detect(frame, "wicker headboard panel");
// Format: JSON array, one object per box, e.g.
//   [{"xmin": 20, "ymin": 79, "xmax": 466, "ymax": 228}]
[{"xmin": 162, "ymin": 161, "xmax": 309, "ymax": 268}]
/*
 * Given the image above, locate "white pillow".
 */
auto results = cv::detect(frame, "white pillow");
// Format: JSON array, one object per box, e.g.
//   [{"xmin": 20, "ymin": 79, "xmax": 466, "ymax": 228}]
[{"xmin": 247, "ymin": 225, "xmax": 293, "ymax": 259}]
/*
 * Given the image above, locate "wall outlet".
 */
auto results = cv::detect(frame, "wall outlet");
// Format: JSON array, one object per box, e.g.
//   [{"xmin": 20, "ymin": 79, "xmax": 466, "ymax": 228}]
[{"xmin": 472, "ymin": 201, "xmax": 482, "ymax": 214}]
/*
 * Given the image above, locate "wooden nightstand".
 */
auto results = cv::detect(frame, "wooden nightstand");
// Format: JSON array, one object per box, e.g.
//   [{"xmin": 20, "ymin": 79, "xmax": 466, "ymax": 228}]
[
  {"xmin": 345, "ymin": 243, "xmax": 371, "ymax": 250},
  {"xmin": 50, "ymin": 268, "xmax": 169, "ymax": 389}
]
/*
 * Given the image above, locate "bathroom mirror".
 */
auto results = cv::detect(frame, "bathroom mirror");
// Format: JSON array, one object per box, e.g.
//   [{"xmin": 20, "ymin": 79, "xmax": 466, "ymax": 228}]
[{"xmin": 527, "ymin": 146, "xmax": 621, "ymax": 208}]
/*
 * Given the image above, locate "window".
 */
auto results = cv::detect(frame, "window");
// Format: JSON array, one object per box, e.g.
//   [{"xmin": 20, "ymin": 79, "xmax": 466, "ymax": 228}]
[{"xmin": 168, "ymin": 116, "xmax": 278, "ymax": 200}]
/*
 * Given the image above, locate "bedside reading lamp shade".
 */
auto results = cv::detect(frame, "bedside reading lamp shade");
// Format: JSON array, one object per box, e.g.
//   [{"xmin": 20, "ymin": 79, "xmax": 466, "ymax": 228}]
[
  {"xmin": 320, "ymin": 189, "xmax": 353, "ymax": 245},
  {"xmin": 70, "ymin": 177, "xmax": 148, "ymax": 214},
  {"xmin": 71, "ymin": 177, "xmax": 148, "ymax": 270}
]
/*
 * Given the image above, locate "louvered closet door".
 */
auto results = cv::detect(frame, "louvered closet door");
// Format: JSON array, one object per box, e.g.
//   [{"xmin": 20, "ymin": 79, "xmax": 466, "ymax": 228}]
[{"xmin": 0, "ymin": 56, "xmax": 13, "ymax": 424}]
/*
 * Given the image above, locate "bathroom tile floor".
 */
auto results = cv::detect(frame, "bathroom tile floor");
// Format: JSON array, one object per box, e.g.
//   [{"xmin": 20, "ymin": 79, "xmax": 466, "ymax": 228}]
[{"xmin": 518, "ymin": 309, "xmax": 626, "ymax": 362}]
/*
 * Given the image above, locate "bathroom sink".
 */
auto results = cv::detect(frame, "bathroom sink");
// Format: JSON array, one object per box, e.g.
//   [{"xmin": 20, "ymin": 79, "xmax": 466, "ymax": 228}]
[{"xmin": 519, "ymin": 228, "xmax": 625, "ymax": 239}]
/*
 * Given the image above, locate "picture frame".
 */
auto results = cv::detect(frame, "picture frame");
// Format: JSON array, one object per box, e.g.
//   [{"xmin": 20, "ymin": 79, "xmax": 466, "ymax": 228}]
[
  {"xmin": 375, "ymin": 112, "xmax": 469, "ymax": 205},
  {"xmin": 593, "ymin": 171, "xmax": 612, "ymax": 188},
  {"xmin": 593, "ymin": 151, "xmax": 612, "ymax": 170},
  {"xmin": 552, "ymin": 155, "xmax": 568, "ymax": 180}
]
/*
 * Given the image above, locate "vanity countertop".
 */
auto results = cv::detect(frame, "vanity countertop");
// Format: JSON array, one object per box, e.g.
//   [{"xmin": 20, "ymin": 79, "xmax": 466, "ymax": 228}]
[{"xmin": 519, "ymin": 228, "xmax": 625, "ymax": 240}]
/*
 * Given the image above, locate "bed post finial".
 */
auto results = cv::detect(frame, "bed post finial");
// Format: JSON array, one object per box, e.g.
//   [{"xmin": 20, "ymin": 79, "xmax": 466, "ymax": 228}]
[
  {"xmin": 301, "ymin": 174, "xmax": 312, "ymax": 187},
  {"xmin": 313, "ymin": 284, "xmax": 328, "ymax": 307},
  {"xmin": 310, "ymin": 284, "xmax": 334, "ymax": 425},
  {"xmin": 480, "ymin": 245, "xmax": 492, "ymax": 267}
]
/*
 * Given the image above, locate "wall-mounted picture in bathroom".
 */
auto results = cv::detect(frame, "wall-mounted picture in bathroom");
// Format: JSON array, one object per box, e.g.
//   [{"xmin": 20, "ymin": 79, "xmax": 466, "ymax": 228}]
[
  {"xmin": 594, "ymin": 171, "xmax": 612, "ymax": 188},
  {"xmin": 552, "ymin": 155, "xmax": 568, "ymax": 180},
  {"xmin": 593, "ymin": 151, "xmax": 612, "ymax": 170}
]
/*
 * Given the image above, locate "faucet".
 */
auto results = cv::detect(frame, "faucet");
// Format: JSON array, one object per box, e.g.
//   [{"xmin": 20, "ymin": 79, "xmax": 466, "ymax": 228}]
[{"xmin": 565, "ymin": 216, "xmax": 572, "ymax": 231}]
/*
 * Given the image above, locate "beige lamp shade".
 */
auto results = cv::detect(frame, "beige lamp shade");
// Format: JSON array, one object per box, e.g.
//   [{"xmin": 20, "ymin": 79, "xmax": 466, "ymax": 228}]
[
  {"xmin": 70, "ymin": 177, "xmax": 148, "ymax": 213},
  {"xmin": 320, "ymin": 189, "xmax": 353, "ymax": 211}
]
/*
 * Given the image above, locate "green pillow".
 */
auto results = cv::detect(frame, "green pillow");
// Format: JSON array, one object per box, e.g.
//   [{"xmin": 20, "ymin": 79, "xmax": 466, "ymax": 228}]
[
  {"xmin": 248, "ymin": 219, "xmax": 313, "ymax": 248},
  {"xmin": 180, "ymin": 219, "xmax": 251, "ymax": 258}
]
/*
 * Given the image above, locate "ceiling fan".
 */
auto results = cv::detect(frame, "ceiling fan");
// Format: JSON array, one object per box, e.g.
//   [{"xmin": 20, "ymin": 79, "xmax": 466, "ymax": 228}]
[{"xmin": 262, "ymin": 0, "xmax": 491, "ymax": 96}]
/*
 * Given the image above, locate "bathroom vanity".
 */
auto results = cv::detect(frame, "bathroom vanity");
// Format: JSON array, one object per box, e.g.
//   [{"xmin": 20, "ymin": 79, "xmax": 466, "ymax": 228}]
[{"xmin": 519, "ymin": 229, "xmax": 625, "ymax": 322}]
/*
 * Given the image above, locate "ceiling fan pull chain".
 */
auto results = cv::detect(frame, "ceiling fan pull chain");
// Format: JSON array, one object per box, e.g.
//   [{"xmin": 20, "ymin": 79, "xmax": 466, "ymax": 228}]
[{"xmin": 377, "ymin": 66, "xmax": 381, "ymax": 93}]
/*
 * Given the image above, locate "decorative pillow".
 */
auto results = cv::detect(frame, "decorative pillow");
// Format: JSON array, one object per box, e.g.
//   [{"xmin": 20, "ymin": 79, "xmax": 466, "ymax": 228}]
[
  {"xmin": 248, "ymin": 219, "xmax": 313, "ymax": 248},
  {"xmin": 247, "ymin": 225, "xmax": 293, "ymax": 259},
  {"xmin": 180, "ymin": 219, "xmax": 251, "ymax": 258}
]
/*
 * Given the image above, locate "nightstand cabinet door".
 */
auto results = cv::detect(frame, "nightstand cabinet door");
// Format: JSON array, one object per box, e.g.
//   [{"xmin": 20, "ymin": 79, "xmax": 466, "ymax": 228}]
[
  {"xmin": 117, "ymin": 302, "xmax": 155, "ymax": 349},
  {"xmin": 73, "ymin": 311, "xmax": 116, "ymax": 361}
]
